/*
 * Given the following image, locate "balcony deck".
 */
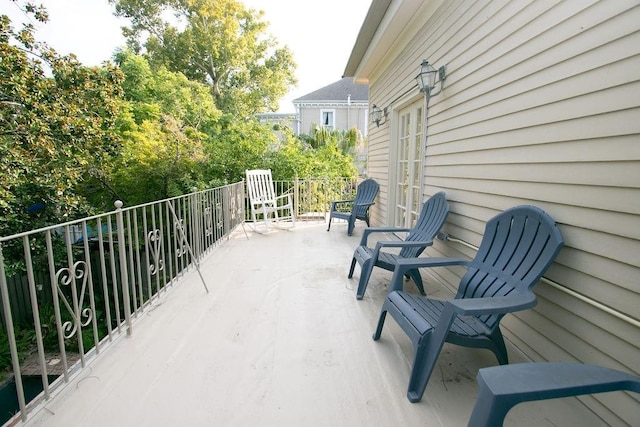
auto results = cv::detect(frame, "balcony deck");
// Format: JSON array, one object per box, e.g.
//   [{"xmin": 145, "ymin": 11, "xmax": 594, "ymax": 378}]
[{"xmin": 25, "ymin": 221, "xmax": 599, "ymax": 426}]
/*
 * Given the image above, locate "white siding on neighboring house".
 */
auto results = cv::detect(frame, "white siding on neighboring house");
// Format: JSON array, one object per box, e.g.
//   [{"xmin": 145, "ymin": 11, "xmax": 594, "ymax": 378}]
[
  {"xmin": 293, "ymin": 78, "xmax": 369, "ymax": 137},
  {"xmin": 296, "ymin": 102, "xmax": 369, "ymax": 135},
  {"xmin": 350, "ymin": 0, "xmax": 640, "ymax": 424}
]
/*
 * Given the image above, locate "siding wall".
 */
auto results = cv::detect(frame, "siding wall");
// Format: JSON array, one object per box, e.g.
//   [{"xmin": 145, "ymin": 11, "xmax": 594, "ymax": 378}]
[{"xmin": 365, "ymin": 0, "xmax": 640, "ymax": 424}]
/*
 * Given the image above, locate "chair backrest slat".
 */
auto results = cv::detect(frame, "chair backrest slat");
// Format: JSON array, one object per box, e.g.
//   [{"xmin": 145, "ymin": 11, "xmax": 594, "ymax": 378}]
[
  {"xmin": 457, "ymin": 206, "xmax": 564, "ymax": 330},
  {"xmin": 246, "ymin": 169, "xmax": 276, "ymax": 204},
  {"xmin": 400, "ymin": 192, "xmax": 449, "ymax": 258},
  {"xmin": 352, "ymin": 179, "xmax": 380, "ymax": 220}
]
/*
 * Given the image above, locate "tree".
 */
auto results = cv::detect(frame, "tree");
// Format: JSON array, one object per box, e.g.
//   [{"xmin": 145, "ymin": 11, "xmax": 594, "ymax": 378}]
[
  {"xmin": 266, "ymin": 128, "xmax": 358, "ymax": 181},
  {"xmin": 110, "ymin": 0, "xmax": 297, "ymax": 117},
  {"xmin": 0, "ymin": 4, "xmax": 124, "ymax": 238},
  {"xmin": 103, "ymin": 51, "xmax": 221, "ymax": 205},
  {"xmin": 301, "ymin": 124, "xmax": 362, "ymax": 156}
]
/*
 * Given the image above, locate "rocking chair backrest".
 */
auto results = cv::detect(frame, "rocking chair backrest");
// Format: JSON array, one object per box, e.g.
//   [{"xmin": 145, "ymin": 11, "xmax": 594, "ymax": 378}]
[
  {"xmin": 399, "ymin": 192, "xmax": 449, "ymax": 258},
  {"xmin": 457, "ymin": 205, "xmax": 564, "ymax": 330},
  {"xmin": 246, "ymin": 169, "xmax": 276, "ymax": 205}
]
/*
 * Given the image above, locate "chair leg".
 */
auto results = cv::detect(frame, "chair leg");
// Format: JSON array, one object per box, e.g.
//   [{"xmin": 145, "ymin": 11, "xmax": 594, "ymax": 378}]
[
  {"xmin": 488, "ymin": 328, "xmax": 509, "ymax": 365},
  {"xmin": 348, "ymin": 257, "xmax": 357, "ymax": 278},
  {"xmin": 261, "ymin": 206, "xmax": 270, "ymax": 232},
  {"xmin": 407, "ymin": 332, "xmax": 438, "ymax": 403},
  {"xmin": 406, "ymin": 269, "xmax": 426, "ymax": 295},
  {"xmin": 467, "ymin": 374, "xmax": 509, "ymax": 427},
  {"xmin": 347, "ymin": 216, "xmax": 356, "ymax": 236},
  {"xmin": 327, "ymin": 215, "xmax": 332, "ymax": 231},
  {"xmin": 250, "ymin": 208, "xmax": 260, "ymax": 232},
  {"xmin": 356, "ymin": 258, "xmax": 375, "ymax": 300},
  {"xmin": 372, "ymin": 304, "xmax": 388, "ymax": 340}
]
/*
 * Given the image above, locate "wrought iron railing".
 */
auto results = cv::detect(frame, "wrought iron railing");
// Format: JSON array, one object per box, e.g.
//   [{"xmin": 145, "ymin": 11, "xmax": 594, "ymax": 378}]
[
  {"xmin": 0, "ymin": 177, "xmax": 357, "ymax": 425},
  {"xmin": 0, "ymin": 182, "xmax": 245, "ymax": 425},
  {"xmin": 269, "ymin": 176, "xmax": 356, "ymax": 221}
]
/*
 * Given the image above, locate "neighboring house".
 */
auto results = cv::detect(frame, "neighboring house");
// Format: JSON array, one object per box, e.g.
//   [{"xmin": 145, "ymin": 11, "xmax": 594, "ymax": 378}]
[
  {"xmin": 255, "ymin": 113, "xmax": 298, "ymax": 131},
  {"xmin": 344, "ymin": 1, "xmax": 639, "ymax": 425},
  {"xmin": 292, "ymin": 77, "xmax": 369, "ymax": 137},
  {"xmin": 255, "ymin": 112, "xmax": 298, "ymax": 143}
]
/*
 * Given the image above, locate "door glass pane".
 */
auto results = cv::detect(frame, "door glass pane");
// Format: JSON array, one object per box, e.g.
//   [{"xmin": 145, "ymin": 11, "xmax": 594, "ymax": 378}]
[{"xmin": 394, "ymin": 102, "xmax": 425, "ymax": 227}]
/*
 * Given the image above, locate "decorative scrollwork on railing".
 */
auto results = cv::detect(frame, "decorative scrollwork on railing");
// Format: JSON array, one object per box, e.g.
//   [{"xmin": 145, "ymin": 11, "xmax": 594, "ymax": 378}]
[
  {"xmin": 232, "ymin": 191, "xmax": 243, "ymax": 222},
  {"xmin": 173, "ymin": 219, "xmax": 187, "ymax": 257},
  {"xmin": 55, "ymin": 261, "xmax": 93, "ymax": 339},
  {"xmin": 148, "ymin": 229, "xmax": 164, "ymax": 275},
  {"xmin": 215, "ymin": 201, "xmax": 223, "ymax": 231},
  {"xmin": 204, "ymin": 206, "xmax": 213, "ymax": 237}
]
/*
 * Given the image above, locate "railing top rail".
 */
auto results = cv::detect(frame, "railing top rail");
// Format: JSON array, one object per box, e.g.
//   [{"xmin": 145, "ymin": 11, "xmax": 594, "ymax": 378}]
[{"xmin": 0, "ymin": 181, "xmax": 245, "ymax": 243}]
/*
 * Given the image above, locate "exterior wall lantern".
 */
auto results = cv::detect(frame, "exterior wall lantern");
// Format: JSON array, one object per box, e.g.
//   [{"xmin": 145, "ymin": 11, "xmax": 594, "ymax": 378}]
[
  {"xmin": 416, "ymin": 59, "xmax": 447, "ymax": 99},
  {"xmin": 369, "ymin": 104, "xmax": 387, "ymax": 127}
]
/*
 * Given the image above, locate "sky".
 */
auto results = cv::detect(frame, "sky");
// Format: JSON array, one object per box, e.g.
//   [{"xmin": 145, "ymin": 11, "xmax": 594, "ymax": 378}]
[{"xmin": 2, "ymin": 0, "xmax": 372, "ymax": 113}]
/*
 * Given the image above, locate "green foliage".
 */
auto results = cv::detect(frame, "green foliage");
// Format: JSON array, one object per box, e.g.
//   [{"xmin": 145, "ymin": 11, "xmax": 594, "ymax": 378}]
[
  {"xmin": 0, "ymin": 8, "xmax": 125, "ymax": 237},
  {"xmin": 1, "ymin": 2, "xmax": 360, "ymax": 229},
  {"xmin": 204, "ymin": 114, "xmax": 275, "ymax": 183},
  {"xmin": 266, "ymin": 127, "xmax": 358, "ymax": 181},
  {"xmin": 0, "ymin": 326, "xmax": 36, "ymax": 378},
  {"xmin": 97, "ymin": 51, "xmax": 222, "ymax": 205},
  {"xmin": 110, "ymin": 0, "xmax": 297, "ymax": 117},
  {"xmin": 299, "ymin": 124, "xmax": 362, "ymax": 157}
]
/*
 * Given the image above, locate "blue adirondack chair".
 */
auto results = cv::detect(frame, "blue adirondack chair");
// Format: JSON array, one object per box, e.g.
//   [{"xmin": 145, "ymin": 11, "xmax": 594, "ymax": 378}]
[
  {"xmin": 327, "ymin": 178, "xmax": 379, "ymax": 236},
  {"xmin": 373, "ymin": 205, "xmax": 564, "ymax": 403},
  {"xmin": 348, "ymin": 192, "xmax": 449, "ymax": 299},
  {"xmin": 468, "ymin": 362, "xmax": 640, "ymax": 426}
]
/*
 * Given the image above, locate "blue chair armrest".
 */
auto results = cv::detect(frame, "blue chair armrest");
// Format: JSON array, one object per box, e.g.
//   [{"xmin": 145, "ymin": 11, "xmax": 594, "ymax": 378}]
[
  {"xmin": 468, "ymin": 362, "xmax": 640, "ymax": 427},
  {"xmin": 390, "ymin": 257, "xmax": 469, "ymax": 291},
  {"xmin": 448, "ymin": 293, "xmax": 538, "ymax": 316},
  {"xmin": 375, "ymin": 240, "xmax": 434, "ymax": 250},
  {"xmin": 331, "ymin": 199, "xmax": 354, "ymax": 205},
  {"xmin": 330, "ymin": 199, "xmax": 354, "ymax": 210},
  {"xmin": 359, "ymin": 227, "xmax": 412, "ymax": 246}
]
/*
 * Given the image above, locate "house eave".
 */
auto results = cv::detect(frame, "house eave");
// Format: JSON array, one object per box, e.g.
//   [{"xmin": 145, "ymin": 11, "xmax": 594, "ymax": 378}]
[{"xmin": 343, "ymin": 0, "xmax": 434, "ymax": 84}]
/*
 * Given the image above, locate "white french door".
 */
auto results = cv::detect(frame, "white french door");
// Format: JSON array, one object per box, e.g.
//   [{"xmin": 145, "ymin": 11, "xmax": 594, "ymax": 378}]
[{"xmin": 394, "ymin": 102, "xmax": 424, "ymax": 228}]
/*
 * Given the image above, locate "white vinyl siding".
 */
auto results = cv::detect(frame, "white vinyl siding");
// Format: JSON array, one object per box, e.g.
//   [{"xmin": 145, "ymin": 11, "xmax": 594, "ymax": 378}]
[{"xmin": 363, "ymin": 1, "xmax": 640, "ymax": 424}]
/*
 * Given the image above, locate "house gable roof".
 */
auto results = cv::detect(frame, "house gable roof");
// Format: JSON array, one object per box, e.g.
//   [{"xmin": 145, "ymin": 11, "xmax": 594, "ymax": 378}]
[{"xmin": 293, "ymin": 77, "xmax": 368, "ymax": 103}]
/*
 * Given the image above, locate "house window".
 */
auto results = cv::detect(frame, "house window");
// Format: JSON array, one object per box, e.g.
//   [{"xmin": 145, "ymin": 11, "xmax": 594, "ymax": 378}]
[
  {"xmin": 321, "ymin": 109, "xmax": 335, "ymax": 130},
  {"xmin": 393, "ymin": 102, "xmax": 424, "ymax": 228}
]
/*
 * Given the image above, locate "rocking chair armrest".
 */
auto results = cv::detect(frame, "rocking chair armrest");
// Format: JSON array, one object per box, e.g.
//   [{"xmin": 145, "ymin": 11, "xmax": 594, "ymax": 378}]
[
  {"xmin": 446, "ymin": 293, "xmax": 538, "ymax": 316},
  {"xmin": 271, "ymin": 194, "xmax": 292, "ymax": 209},
  {"xmin": 274, "ymin": 193, "xmax": 292, "ymax": 202},
  {"xmin": 359, "ymin": 227, "xmax": 412, "ymax": 246}
]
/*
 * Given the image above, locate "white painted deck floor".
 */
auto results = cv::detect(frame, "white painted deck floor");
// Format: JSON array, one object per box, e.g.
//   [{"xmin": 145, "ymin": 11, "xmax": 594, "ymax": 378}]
[{"xmin": 27, "ymin": 221, "xmax": 602, "ymax": 426}]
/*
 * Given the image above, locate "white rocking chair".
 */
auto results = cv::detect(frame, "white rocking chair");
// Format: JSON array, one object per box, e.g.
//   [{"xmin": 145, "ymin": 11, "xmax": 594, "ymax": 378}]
[{"xmin": 245, "ymin": 169, "xmax": 295, "ymax": 232}]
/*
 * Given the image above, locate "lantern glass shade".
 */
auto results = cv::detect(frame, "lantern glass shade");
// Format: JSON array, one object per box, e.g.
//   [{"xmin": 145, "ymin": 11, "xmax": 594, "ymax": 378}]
[
  {"xmin": 416, "ymin": 60, "xmax": 437, "ymax": 93},
  {"xmin": 370, "ymin": 105, "xmax": 384, "ymax": 127}
]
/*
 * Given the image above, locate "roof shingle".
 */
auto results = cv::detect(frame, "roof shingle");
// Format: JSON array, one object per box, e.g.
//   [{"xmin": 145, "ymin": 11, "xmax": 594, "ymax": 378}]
[{"xmin": 293, "ymin": 77, "xmax": 368, "ymax": 103}]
